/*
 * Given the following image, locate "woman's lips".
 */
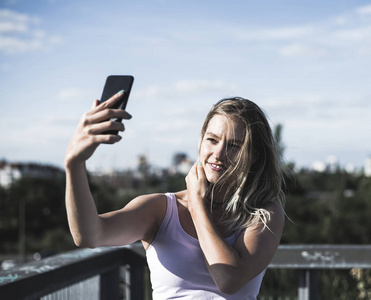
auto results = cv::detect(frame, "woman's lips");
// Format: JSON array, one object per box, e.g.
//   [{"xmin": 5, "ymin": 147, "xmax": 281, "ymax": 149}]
[{"xmin": 208, "ymin": 162, "xmax": 224, "ymax": 172}]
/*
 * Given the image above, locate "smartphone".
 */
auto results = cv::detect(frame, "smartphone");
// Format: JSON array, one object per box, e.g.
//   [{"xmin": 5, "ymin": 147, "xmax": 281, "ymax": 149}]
[{"xmin": 99, "ymin": 75, "xmax": 134, "ymax": 134}]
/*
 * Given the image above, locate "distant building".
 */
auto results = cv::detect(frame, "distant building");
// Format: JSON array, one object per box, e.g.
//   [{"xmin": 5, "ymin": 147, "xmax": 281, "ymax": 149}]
[
  {"xmin": 169, "ymin": 153, "xmax": 193, "ymax": 175},
  {"xmin": 344, "ymin": 163, "xmax": 355, "ymax": 174},
  {"xmin": 365, "ymin": 156, "xmax": 371, "ymax": 177},
  {"xmin": 311, "ymin": 160, "xmax": 326, "ymax": 172},
  {"xmin": 326, "ymin": 155, "xmax": 339, "ymax": 173},
  {"xmin": 0, "ymin": 160, "xmax": 63, "ymax": 188}
]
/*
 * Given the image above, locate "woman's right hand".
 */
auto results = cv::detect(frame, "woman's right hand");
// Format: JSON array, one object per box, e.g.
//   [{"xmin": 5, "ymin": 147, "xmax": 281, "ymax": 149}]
[{"xmin": 65, "ymin": 90, "xmax": 132, "ymax": 167}]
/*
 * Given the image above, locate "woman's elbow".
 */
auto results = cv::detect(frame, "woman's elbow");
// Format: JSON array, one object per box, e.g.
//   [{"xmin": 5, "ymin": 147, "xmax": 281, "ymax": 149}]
[
  {"xmin": 215, "ymin": 275, "xmax": 245, "ymax": 295},
  {"xmin": 216, "ymin": 271, "xmax": 260, "ymax": 295},
  {"xmin": 218, "ymin": 283, "xmax": 242, "ymax": 295},
  {"xmin": 72, "ymin": 234, "xmax": 99, "ymax": 248}
]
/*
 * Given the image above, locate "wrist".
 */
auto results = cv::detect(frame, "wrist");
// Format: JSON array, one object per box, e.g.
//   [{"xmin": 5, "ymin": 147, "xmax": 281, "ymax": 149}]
[
  {"xmin": 64, "ymin": 156, "xmax": 86, "ymax": 172},
  {"xmin": 188, "ymin": 194, "xmax": 207, "ymax": 217}
]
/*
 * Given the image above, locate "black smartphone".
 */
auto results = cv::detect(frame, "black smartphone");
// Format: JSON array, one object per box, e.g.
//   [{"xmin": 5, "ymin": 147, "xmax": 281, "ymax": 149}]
[{"xmin": 99, "ymin": 75, "xmax": 134, "ymax": 134}]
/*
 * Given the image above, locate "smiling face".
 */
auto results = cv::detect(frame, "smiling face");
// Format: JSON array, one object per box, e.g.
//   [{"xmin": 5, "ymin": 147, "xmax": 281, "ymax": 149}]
[{"xmin": 199, "ymin": 114, "xmax": 246, "ymax": 184}]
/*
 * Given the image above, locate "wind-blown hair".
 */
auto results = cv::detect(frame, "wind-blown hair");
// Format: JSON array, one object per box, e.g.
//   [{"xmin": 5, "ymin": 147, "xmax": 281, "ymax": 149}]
[{"xmin": 199, "ymin": 97, "xmax": 285, "ymax": 233}]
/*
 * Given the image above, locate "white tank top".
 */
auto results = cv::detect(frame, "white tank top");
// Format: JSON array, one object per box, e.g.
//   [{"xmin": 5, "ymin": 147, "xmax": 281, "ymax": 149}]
[{"xmin": 146, "ymin": 193, "xmax": 266, "ymax": 299}]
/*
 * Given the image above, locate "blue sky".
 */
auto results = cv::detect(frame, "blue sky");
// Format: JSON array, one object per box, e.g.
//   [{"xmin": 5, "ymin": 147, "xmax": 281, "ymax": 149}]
[{"xmin": 1, "ymin": 0, "xmax": 371, "ymax": 172}]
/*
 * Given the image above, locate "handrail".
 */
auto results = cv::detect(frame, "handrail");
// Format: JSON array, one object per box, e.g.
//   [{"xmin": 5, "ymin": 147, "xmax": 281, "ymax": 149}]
[
  {"xmin": 269, "ymin": 244, "xmax": 371, "ymax": 269},
  {"xmin": 1, "ymin": 244, "xmax": 370, "ymax": 300},
  {"xmin": 268, "ymin": 244, "xmax": 371, "ymax": 300},
  {"xmin": 0, "ymin": 244, "xmax": 146, "ymax": 300}
]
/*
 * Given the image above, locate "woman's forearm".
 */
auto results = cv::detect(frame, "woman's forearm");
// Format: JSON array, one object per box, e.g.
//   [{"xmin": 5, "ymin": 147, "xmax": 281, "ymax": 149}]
[
  {"xmin": 64, "ymin": 91, "xmax": 130, "ymax": 247},
  {"xmin": 190, "ymin": 199, "xmax": 283, "ymax": 295},
  {"xmin": 190, "ymin": 203, "xmax": 239, "ymax": 265},
  {"xmin": 65, "ymin": 162, "xmax": 102, "ymax": 248},
  {"xmin": 189, "ymin": 203, "xmax": 242, "ymax": 294},
  {"xmin": 186, "ymin": 162, "xmax": 243, "ymax": 293}
]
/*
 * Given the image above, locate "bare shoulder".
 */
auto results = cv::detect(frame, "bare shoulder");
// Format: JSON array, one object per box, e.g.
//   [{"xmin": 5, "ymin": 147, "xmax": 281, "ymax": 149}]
[
  {"xmin": 266, "ymin": 202, "xmax": 285, "ymax": 223},
  {"xmin": 242, "ymin": 202, "xmax": 285, "ymax": 239},
  {"xmin": 127, "ymin": 193, "xmax": 167, "ymax": 217},
  {"xmin": 113, "ymin": 192, "xmax": 168, "ymax": 235},
  {"xmin": 266, "ymin": 202, "xmax": 285, "ymax": 234},
  {"xmin": 233, "ymin": 202, "xmax": 286, "ymax": 282},
  {"xmin": 132, "ymin": 192, "xmax": 167, "ymax": 204},
  {"xmin": 96, "ymin": 193, "xmax": 168, "ymax": 247},
  {"xmin": 236, "ymin": 202, "xmax": 285, "ymax": 260}
]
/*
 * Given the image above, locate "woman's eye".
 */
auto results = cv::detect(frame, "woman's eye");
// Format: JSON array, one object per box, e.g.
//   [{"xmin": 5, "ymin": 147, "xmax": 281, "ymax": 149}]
[
  {"xmin": 207, "ymin": 138, "xmax": 217, "ymax": 143},
  {"xmin": 229, "ymin": 144, "xmax": 241, "ymax": 149}
]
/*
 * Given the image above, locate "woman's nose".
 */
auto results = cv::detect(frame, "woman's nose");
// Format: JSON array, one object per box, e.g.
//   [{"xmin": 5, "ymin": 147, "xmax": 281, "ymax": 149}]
[{"xmin": 213, "ymin": 143, "xmax": 226, "ymax": 160}]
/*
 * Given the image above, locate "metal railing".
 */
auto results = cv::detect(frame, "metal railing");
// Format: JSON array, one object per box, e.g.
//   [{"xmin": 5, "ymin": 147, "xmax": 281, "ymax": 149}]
[
  {"xmin": 1, "ymin": 244, "xmax": 370, "ymax": 300},
  {"xmin": 267, "ymin": 244, "xmax": 371, "ymax": 300},
  {"xmin": 0, "ymin": 244, "xmax": 148, "ymax": 300}
]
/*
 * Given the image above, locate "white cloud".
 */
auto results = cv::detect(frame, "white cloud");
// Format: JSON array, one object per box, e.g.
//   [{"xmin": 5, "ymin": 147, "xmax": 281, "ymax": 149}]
[
  {"xmin": 48, "ymin": 35, "xmax": 63, "ymax": 45},
  {"xmin": 153, "ymin": 119, "xmax": 195, "ymax": 133},
  {"xmin": 230, "ymin": 26, "xmax": 314, "ymax": 42},
  {"xmin": 162, "ymin": 107, "xmax": 190, "ymax": 117},
  {"xmin": 173, "ymin": 80, "xmax": 237, "ymax": 93},
  {"xmin": 356, "ymin": 4, "xmax": 371, "ymax": 15},
  {"xmin": 0, "ymin": 21, "xmax": 28, "ymax": 33},
  {"xmin": 0, "ymin": 36, "xmax": 42, "ymax": 53},
  {"xmin": 135, "ymin": 79, "xmax": 238, "ymax": 100},
  {"xmin": 57, "ymin": 88, "xmax": 93, "ymax": 101},
  {"xmin": 279, "ymin": 43, "xmax": 325, "ymax": 58},
  {"xmin": 0, "ymin": 9, "xmax": 40, "ymax": 25},
  {"xmin": 334, "ymin": 16, "xmax": 348, "ymax": 26},
  {"xmin": 222, "ymin": 5, "xmax": 371, "ymax": 59},
  {"xmin": 334, "ymin": 25, "xmax": 371, "ymax": 42},
  {"xmin": 0, "ymin": 9, "xmax": 62, "ymax": 54}
]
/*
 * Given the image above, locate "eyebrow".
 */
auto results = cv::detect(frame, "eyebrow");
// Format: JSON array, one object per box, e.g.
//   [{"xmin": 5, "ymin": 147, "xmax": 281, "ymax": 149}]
[{"xmin": 205, "ymin": 132, "xmax": 244, "ymax": 145}]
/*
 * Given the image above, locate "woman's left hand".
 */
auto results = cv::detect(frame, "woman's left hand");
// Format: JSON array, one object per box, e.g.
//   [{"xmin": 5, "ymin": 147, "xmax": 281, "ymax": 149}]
[{"xmin": 185, "ymin": 162, "xmax": 208, "ymax": 210}]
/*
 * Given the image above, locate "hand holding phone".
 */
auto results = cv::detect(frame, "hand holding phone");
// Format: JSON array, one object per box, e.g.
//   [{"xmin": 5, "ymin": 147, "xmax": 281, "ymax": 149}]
[{"xmin": 100, "ymin": 75, "xmax": 134, "ymax": 134}]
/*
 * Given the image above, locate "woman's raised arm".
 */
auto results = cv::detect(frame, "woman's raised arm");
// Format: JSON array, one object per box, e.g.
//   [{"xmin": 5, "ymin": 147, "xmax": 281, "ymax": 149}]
[{"xmin": 64, "ymin": 91, "xmax": 163, "ymax": 248}]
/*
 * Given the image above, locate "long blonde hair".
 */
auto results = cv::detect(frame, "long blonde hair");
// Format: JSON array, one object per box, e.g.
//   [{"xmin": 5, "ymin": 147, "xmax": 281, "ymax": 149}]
[{"xmin": 199, "ymin": 97, "xmax": 285, "ymax": 233}]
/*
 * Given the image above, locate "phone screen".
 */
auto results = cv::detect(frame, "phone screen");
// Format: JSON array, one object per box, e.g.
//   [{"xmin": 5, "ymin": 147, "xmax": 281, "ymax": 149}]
[
  {"xmin": 100, "ymin": 75, "xmax": 134, "ymax": 134},
  {"xmin": 100, "ymin": 75, "xmax": 134, "ymax": 110}
]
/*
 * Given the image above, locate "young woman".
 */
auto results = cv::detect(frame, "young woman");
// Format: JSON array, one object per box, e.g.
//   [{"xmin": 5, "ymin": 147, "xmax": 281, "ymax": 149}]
[{"xmin": 65, "ymin": 90, "xmax": 285, "ymax": 299}]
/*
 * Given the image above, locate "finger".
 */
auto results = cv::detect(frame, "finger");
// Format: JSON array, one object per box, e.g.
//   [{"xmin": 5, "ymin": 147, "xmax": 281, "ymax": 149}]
[
  {"xmin": 192, "ymin": 162, "xmax": 199, "ymax": 179},
  {"xmin": 88, "ymin": 108, "xmax": 131, "ymax": 124},
  {"xmin": 88, "ymin": 120, "xmax": 125, "ymax": 135},
  {"xmin": 196, "ymin": 161, "xmax": 206, "ymax": 180},
  {"xmin": 191, "ymin": 162, "xmax": 199, "ymax": 178},
  {"xmin": 186, "ymin": 163, "xmax": 196, "ymax": 182},
  {"xmin": 92, "ymin": 133, "xmax": 122, "ymax": 145},
  {"xmin": 95, "ymin": 90, "xmax": 125, "ymax": 112},
  {"xmin": 121, "ymin": 110, "xmax": 132, "ymax": 120},
  {"xmin": 92, "ymin": 99, "xmax": 99, "ymax": 109}
]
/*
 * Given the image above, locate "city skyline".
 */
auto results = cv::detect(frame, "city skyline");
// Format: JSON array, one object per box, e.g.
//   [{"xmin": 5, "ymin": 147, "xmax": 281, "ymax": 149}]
[{"xmin": 1, "ymin": 1, "xmax": 371, "ymax": 171}]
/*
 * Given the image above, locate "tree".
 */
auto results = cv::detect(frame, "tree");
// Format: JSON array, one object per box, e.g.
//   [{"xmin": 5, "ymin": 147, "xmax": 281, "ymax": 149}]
[
  {"xmin": 274, "ymin": 123, "xmax": 285, "ymax": 158},
  {"xmin": 0, "ymin": 175, "xmax": 75, "ymax": 256}
]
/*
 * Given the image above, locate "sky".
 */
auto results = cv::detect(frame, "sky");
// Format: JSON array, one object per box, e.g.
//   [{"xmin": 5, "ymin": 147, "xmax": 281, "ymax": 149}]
[{"xmin": 0, "ymin": 0, "xmax": 371, "ymax": 172}]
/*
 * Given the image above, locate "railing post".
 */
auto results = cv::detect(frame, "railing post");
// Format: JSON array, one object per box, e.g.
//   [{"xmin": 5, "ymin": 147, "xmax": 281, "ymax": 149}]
[
  {"xmin": 298, "ymin": 269, "xmax": 318, "ymax": 300},
  {"xmin": 129, "ymin": 260, "xmax": 145, "ymax": 300},
  {"xmin": 100, "ymin": 267, "xmax": 120, "ymax": 300}
]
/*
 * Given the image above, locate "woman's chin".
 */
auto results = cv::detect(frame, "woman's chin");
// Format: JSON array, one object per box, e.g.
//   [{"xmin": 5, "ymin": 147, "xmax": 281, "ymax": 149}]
[{"xmin": 205, "ymin": 172, "xmax": 221, "ymax": 184}]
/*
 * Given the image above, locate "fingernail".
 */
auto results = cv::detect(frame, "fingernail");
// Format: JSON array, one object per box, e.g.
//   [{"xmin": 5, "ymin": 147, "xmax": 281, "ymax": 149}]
[
  {"xmin": 117, "ymin": 89, "xmax": 124, "ymax": 95},
  {"xmin": 127, "ymin": 112, "xmax": 132, "ymax": 119},
  {"xmin": 198, "ymin": 161, "xmax": 202, "ymax": 166}
]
